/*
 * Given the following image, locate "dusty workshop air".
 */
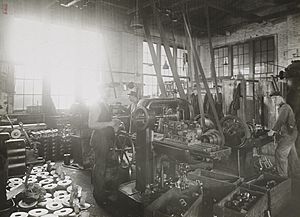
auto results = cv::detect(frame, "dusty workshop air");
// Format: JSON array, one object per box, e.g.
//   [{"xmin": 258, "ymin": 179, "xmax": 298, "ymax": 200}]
[{"xmin": 0, "ymin": 0, "xmax": 300, "ymax": 217}]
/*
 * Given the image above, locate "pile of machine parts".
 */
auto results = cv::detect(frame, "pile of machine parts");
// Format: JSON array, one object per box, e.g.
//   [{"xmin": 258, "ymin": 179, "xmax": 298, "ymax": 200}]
[
  {"xmin": 157, "ymin": 119, "xmax": 225, "ymax": 158},
  {"xmin": 143, "ymin": 163, "xmax": 199, "ymax": 205},
  {"xmin": 157, "ymin": 184, "xmax": 202, "ymax": 217},
  {"xmin": 224, "ymin": 190, "xmax": 260, "ymax": 213},
  {"xmin": 252, "ymin": 178, "xmax": 278, "ymax": 190},
  {"xmin": 29, "ymin": 127, "xmax": 72, "ymax": 162},
  {"xmin": 146, "ymin": 176, "xmax": 203, "ymax": 217},
  {"xmin": 7, "ymin": 162, "xmax": 90, "ymax": 217},
  {"xmin": 253, "ymin": 155, "xmax": 275, "ymax": 173},
  {"xmin": 160, "ymin": 120, "xmax": 223, "ymax": 146}
]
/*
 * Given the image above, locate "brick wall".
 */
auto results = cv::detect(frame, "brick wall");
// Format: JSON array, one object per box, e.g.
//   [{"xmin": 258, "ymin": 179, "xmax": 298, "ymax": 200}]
[{"xmin": 198, "ymin": 14, "xmax": 300, "ymax": 78}]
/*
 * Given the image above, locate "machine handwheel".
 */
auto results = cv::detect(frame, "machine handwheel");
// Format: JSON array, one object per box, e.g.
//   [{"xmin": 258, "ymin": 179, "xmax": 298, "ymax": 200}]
[
  {"xmin": 220, "ymin": 115, "xmax": 250, "ymax": 148},
  {"xmin": 132, "ymin": 106, "xmax": 150, "ymax": 131}
]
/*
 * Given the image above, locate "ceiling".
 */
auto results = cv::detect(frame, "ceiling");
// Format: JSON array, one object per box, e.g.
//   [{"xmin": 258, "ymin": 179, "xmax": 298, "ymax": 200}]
[{"xmin": 44, "ymin": 0, "xmax": 300, "ymax": 36}]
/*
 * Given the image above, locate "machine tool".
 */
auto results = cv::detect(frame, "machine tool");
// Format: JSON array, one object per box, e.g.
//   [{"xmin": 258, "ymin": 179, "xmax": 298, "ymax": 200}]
[
  {"xmin": 118, "ymin": 98, "xmax": 231, "ymax": 214},
  {"xmin": 215, "ymin": 115, "xmax": 273, "ymax": 177}
]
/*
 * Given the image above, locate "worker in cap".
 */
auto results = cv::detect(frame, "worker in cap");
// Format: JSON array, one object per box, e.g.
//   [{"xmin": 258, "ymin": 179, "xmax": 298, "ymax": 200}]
[
  {"xmin": 191, "ymin": 83, "xmax": 200, "ymax": 116},
  {"xmin": 88, "ymin": 81, "xmax": 122, "ymax": 204},
  {"xmin": 268, "ymin": 91, "xmax": 300, "ymax": 177},
  {"xmin": 127, "ymin": 90, "xmax": 139, "ymax": 133}
]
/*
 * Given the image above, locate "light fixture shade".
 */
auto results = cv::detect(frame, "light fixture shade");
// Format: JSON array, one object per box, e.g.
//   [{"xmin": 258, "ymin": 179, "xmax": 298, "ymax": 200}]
[
  {"xmin": 131, "ymin": 0, "xmax": 143, "ymax": 29},
  {"xmin": 130, "ymin": 15, "xmax": 144, "ymax": 29},
  {"xmin": 163, "ymin": 60, "xmax": 169, "ymax": 69}
]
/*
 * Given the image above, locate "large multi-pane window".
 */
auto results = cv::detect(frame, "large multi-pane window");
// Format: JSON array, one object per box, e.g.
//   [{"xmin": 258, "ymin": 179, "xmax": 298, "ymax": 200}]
[
  {"xmin": 214, "ymin": 47, "xmax": 229, "ymax": 77},
  {"xmin": 9, "ymin": 18, "xmax": 103, "ymax": 111},
  {"xmin": 233, "ymin": 43, "xmax": 250, "ymax": 78},
  {"xmin": 254, "ymin": 37, "xmax": 275, "ymax": 78},
  {"xmin": 14, "ymin": 65, "xmax": 43, "ymax": 111},
  {"xmin": 213, "ymin": 36, "xmax": 275, "ymax": 79},
  {"xmin": 142, "ymin": 42, "xmax": 188, "ymax": 97},
  {"xmin": 143, "ymin": 42, "xmax": 159, "ymax": 97}
]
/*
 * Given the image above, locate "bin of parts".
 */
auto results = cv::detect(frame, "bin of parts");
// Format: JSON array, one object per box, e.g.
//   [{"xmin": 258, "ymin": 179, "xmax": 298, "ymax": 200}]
[
  {"xmin": 187, "ymin": 169, "xmax": 239, "ymax": 217},
  {"xmin": 214, "ymin": 185, "xmax": 268, "ymax": 217},
  {"xmin": 246, "ymin": 173, "xmax": 291, "ymax": 216},
  {"xmin": 145, "ymin": 183, "xmax": 203, "ymax": 217}
]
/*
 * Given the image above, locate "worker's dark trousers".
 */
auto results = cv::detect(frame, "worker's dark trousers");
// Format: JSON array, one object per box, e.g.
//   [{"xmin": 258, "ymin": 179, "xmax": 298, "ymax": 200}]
[
  {"xmin": 276, "ymin": 132, "xmax": 300, "ymax": 177},
  {"xmin": 91, "ymin": 128, "xmax": 117, "ymax": 202}
]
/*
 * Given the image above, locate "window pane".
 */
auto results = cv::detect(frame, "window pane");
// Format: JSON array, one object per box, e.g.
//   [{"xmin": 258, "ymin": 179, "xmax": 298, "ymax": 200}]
[
  {"xmin": 255, "ymin": 53, "xmax": 261, "ymax": 63},
  {"xmin": 268, "ymin": 39, "xmax": 274, "ymax": 50},
  {"xmin": 34, "ymin": 80, "xmax": 43, "ymax": 94},
  {"xmin": 14, "ymin": 95, "xmax": 23, "ymax": 110},
  {"xmin": 239, "ymin": 45, "xmax": 243, "ymax": 54},
  {"xmin": 233, "ymin": 56, "xmax": 238, "ymax": 65},
  {"xmin": 224, "ymin": 48, "xmax": 228, "ymax": 56},
  {"xmin": 24, "ymin": 95, "xmax": 33, "ymax": 108},
  {"xmin": 143, "ymin": 65, "xmax": 155, "ymax": 75},
  {"xmin": 255, "ymin": 63, "xmax": 261, "ymax": 74},
  {"xmin": 233, "ymin": 66, "xmax": 239, "ymax": 75},
  {"xmin": 254, "ymin": 41, "xmax": 260, "ymax": 51},
  {"xmin": 15, "ymin": 66, "xmax": 25, "ymax": 79},
  {"xmin": 262, "ymin": 52, "xmax": 267, "ymax": 62},
  {"xmin": 243, "ymin": 66, "xmax": 250, "ymax": 75},
  {"xmin": 244, "ymin": 44, "xmax": 249, "ymax": 54},
  {"xmin": 267, "ymin": 51, "xmax": 274, "ymax": 61},
  {"xmin": 218, "ymin": 59, "xmax": 223, "ymax": 67},
  {"xmin": 24, "ymin": 80, "xmax": 34, "ymax": 94},
  {"xmin": 218, "ymin": 49, "xmax": 223, "ymax": 57},
  {"xmin": 33, "ymin": 95, "xmax": 42, "ymax": 106},
  {"xmin": 224, "ymin": 66, "xmax": 229, "ymax": 76},
  {"xmin": 244, "ymin": 54, "xmax": 250, "ymax": 64},
  {"xmin": 218, "ymin": 67, "xmax": 224, "ymax": 77},
  {"xmin": 214, "ymin": 49, "xmax": 218, "ymax": 58},
  {"xmin": 15, "ymin": 80, "xmax": 24, "ymax": 94},
  {"xmin": 268, "ymin": 62, "xmax": 274, "ymax": 73},
  {"xmin": 239, "ymin": 55, "xmax": 244, "ymax": 65},
  {"xmin": 261, "ymin": 40, "xmax": 267, "ymax": 51},
  {"xmin": 233, "ymin": 46, "xmax": 238, "ymax": 55}
]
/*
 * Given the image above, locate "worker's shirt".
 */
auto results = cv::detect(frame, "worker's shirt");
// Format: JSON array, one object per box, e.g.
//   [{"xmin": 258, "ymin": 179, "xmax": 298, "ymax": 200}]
[
  {"xmin": 89, "ymin": 100, "xmax": 114, "ymax": 147},
  {"xmin": 128, "ymin": 103, "xmax": 137, "ymax": 133},
  {"xmin": 272, "ymin": 102, "xmax": 297, "ymax": 137}
]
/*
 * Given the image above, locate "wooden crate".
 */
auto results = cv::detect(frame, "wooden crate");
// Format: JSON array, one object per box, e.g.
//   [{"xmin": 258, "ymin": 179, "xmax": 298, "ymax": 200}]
[
  {"xmin": 247, "ymin": 173, "xmax": 291, "ymax": 216},
  {"xmin": 188, "ymin": 169, "xmax": 242, "ymax": 185},
  {"xmin": 145, "ymin": 186, "xmax": 203, "ymax": 217},
  {"xmin": 214, "ymin": 186, "xmax": 268, "ymax": 217},
  {"xmin": 187, "ymin": 172, "xmax": 238, "ymax": 217}
]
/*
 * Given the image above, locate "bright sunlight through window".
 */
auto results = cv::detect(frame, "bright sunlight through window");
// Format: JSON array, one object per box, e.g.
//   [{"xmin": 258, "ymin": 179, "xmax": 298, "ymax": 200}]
[{"xmin": 8, "ymin": 18, "xmax": 104, "ymax": 110}]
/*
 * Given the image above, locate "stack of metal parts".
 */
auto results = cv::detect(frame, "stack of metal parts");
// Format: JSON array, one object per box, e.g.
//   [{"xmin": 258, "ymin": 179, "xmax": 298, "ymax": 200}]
[
  {"xmin": 6, "ymin": 138, "xmax": 26, "ymax": 177},
  {"xmin": 30, "ymin": 128, "xmax": 72, "ymax": 162},
  {"xmin": 224, "ymin": 190, "xmax": 259, "ymax": 213},
  {"xmin": 7, "ymin": 163, "xmax": 91, "ymax": 217},
  {"xmin": 0, "ymin": 132, "xmax": 10, "ymax": 210}
]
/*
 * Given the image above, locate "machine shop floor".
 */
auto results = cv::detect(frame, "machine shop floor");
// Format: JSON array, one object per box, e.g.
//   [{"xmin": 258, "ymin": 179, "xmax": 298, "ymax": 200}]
[{"xmin": 62, "ymin": 164, "xmax": 300, "ymax": 217}]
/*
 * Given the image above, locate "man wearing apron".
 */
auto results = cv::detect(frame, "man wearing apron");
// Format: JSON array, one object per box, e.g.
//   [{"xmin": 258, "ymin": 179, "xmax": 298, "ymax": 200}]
[
  {"xmin": 88, "ymin": 84, "xmax": 121, "ymax": 204},
  {"xmin": 268, "ymin": 91, "xmax": 300, "ymax": 177}
]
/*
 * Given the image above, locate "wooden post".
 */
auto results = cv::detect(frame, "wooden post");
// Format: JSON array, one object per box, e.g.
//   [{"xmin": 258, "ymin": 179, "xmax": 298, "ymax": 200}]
[
  {"xmin": 193, "ymin": 55, "xmax": 206, "ymax": 127},
  {"xmin": 183, "ymin": 14, "xmax": 225, "ymax": 146},
  {"xmin": 205, "ymin": 3, "xmax": 220, "ymax": 102},
  {"xmin": 154, "ymin": 8, "xmax": 187, "ymax": 100},
  {"xmin": 144, "ymin": 23, "xmax": 167, "ymax": 97}
]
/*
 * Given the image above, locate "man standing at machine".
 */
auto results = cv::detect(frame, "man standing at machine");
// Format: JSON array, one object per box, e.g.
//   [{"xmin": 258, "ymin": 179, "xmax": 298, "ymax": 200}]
[
  {"xmin": 127, "ymin": 90, "xmax": 139, "ymax": 133},
  {"xmin": 88, "ymin": 82, "xmax": 122, "ymax": 204},
  {"xmin": 268, "ymin": 91, "xmax": 299, "ymax": 177}
]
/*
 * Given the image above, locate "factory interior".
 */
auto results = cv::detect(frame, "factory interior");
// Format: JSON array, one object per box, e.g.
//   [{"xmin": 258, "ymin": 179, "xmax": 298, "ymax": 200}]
[{"xmin": 1, "ymin": 0, "xmax": 300, "ymax": 216}]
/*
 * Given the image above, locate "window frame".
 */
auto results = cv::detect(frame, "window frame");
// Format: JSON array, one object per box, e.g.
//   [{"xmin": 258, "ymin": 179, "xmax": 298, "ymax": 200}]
[
  {"xmin": 142, "ymin": 41, "xmax": 190, "ymax": 97},
  {"xmin": 213, "ymin": 35, "xmax": 276, "ymax": 80}
]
